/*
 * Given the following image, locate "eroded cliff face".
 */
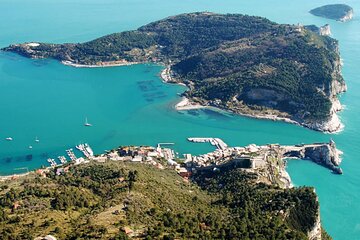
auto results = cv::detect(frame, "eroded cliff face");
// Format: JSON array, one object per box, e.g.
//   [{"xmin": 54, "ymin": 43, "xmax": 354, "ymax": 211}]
[
  {"xmin": 308, "ymin": 202, "xmax": 322, "ymax": 240},
  {"xmin": 340, "ymin": 9, "xmax": 354, "ymax": 22},
  {"xmin": 304, "ymin": 48, "xmax": 346, "ymax": 133},
  {"xmin": 304, "ymin": 139, "xmax": 343, "ymax": 173}
]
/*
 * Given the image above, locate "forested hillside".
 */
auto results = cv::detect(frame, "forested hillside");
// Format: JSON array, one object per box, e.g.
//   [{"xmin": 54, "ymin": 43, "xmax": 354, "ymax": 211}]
[{"xmin": 0, "ymin": 162, "xmax": 331, "ymax": 239}]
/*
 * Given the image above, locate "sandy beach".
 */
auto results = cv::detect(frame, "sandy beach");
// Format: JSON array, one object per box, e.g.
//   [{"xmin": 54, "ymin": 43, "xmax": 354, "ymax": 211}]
[{"xmin": 175, "ymin": 97, "xmax": 205, "ymax": 110}]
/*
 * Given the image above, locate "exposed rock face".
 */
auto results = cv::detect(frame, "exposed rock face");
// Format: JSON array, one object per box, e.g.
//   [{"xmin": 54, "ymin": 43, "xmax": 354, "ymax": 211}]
[
  {"xmin": 340, "ymin": 9, "xmax": 354, "ymax": 22},
  {"xmin": 319, "ymin": 24, "xmax": 331, "ymax": 36},
  {"xmin": 306, "ymin": 24, "xmax": 332, "ymax": 36},
  {"xmin": 308, "ymin": 203, "xmax": 322, "ymax": 240},
  {"xmin": 283, "ymin": 139, "xmax": 343, "ymax": 174}
]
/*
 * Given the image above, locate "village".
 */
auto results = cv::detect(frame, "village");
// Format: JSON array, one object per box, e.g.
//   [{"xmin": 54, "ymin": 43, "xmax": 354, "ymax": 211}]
[{"xmin": 27, "ymin": 137, "xmax": 342, "ymax": 190}]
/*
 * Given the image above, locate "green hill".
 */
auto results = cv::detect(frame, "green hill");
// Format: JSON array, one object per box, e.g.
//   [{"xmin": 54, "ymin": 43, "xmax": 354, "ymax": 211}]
[
  {"xmin": 2, "ymin": 12, "xmax": 346, "ymax": 131},
  {"xmin": 0, "ymin": 161, "xmax": 331, "ymax": 239}
]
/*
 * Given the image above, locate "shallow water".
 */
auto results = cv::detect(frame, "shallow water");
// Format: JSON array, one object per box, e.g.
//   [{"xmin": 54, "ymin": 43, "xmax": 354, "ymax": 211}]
[{"xmin": 1, "ymin": 0, "xmax": 360, "ymax": 238}]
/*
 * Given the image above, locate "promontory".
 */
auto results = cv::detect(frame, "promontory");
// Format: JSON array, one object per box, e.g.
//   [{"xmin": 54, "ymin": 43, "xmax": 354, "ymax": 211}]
[
  {"xmin": 310, "ymin": 4, "xmax": 354, "ymax": 22},
  {"xmin": 2, "ymin": 12, "xmax": 347, "ymax": 132}
]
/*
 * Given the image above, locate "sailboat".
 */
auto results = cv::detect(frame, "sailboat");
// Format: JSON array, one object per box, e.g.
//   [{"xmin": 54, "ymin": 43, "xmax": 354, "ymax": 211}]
[
  {"xmin": 5, "ymin": 137, "xmax": 13, "ymax": 141},
  {"xmin": 84, "ymin": 117, "xmax": 92, "ymax": 127},
  {"xmin": 35, "ymin": 136, "xmax": 40, "ymax": 143}
]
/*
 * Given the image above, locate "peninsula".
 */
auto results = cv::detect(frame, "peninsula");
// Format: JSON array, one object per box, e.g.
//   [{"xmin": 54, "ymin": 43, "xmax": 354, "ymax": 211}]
[
  {"xmin": 310, "ymin": 4, "xmax": 354, "ymax": 22},
  {"xmin": 2, "ymin": 12, "xmax": 347, "ymax": 132},
  {"xmin": 0, "ymin": 138, "xmax": 340, "ymax": 239}
]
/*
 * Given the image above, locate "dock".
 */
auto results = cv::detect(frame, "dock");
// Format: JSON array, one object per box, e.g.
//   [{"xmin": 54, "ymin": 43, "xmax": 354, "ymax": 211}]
[
  {"xmin": 58, "ymin": 156, "xmax": 67, "ymax": 164},
  {"xmin": 76, "ymin": 143, "xmax": 94, "ymax": 159},
  {"xmin": 187, "ymin": 137, "xmax": 228, "ymax": 150},
  {"xmin": 66, "ymin": 149, "xmax": 77, "ymax": 162},
  {"xmin": 47, "ymin": 158, "xmax": 57, "ymax": 168},
  {"xmin": 157, "ymin": 143, "xmax": 175, "ymax": 148}
]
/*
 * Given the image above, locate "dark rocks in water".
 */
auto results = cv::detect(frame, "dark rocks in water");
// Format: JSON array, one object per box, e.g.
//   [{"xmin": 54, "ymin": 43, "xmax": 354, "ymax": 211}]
[
  {"xmin": 4, "ymin": 157, "xmax": 12, "ymax": 163},
  {"xmin": 333, "ymin": 167, "xmax": 343, "ymax": 175},
  {"xmin": 26, "ymin": 154, "xmax": 33, "ymax": 161}
]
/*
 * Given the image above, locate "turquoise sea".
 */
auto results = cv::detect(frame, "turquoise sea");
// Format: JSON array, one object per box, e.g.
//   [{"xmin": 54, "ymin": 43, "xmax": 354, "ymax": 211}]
[{"xmin": 1, "ymin": 0, "xmax": 359, "ymax": 238}]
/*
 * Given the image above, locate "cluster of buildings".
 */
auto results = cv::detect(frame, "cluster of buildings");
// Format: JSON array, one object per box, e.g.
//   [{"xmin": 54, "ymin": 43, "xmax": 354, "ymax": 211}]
[{"xmin": 92, "ymin": 145, "xmax": 173, "ymax": 170}]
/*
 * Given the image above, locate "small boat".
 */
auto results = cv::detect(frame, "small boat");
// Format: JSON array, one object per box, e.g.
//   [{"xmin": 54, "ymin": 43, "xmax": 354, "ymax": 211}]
[
  {"xmin": 35, "ymin": 136, "xmax": 40, "ymax": 143},
  {"xmin": 5, "ymin": 137, "xmax": 13, "ymax": 141},
  {"xmin": 84, "ymin": 117, "xmax": 92, "ymax": 127},
  {"xmin": 29, "ymin": 145, "xmax": 33, "ymax": 149}
]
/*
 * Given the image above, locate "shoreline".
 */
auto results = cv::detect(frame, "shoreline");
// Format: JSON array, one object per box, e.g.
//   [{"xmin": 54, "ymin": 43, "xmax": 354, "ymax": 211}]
[
  {"xmin": 61, "ymin": 60, "xmax": 141, "ymax": 68},
  {"xmin": 0, "ymin": 172, "xmax": 31, "ymax": 181},
  {"xmin": 160, "ymin": 66, "xmax": 344, "ymax": 134},
  {"xmin": 175, "ymin": 95, "xmax": 344, "ymax": 134}
]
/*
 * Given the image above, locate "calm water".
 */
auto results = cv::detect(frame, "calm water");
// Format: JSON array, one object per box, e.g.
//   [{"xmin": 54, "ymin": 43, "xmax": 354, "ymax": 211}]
[{"xmin": 1, "ymin": 0, "xmax": 360, "ymax": 238}]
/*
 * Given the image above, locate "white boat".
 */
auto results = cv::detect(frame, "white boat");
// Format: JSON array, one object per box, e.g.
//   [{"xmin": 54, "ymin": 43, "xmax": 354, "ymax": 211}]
[
  {"xmin": 35, "ymin": 136, "xmax": 40, "ymax": 143},
  {"xmin": 84, "ymin": 143, "xmax": 94, "ymax": 156},
  {"xmin": 5, "ymin": 137, "xmax": 13, "ymax": 141},
  {"xmin": 29, "ymin": 145, "xmax": 33, "ymax": 149},
  {"xmin": 84, "ymin": 117, "xmax": 92, "ymax": 127}
]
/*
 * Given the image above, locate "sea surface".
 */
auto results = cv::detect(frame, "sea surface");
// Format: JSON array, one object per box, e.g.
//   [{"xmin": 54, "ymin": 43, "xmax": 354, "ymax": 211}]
[{"xmin": 0, "ymin": 0, "xmax": 359, "ymax": 238}]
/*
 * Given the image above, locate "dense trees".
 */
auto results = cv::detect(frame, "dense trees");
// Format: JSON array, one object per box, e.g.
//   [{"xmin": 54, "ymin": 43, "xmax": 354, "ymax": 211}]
[{"xmin": 0, "ymin": 162, "xmax": 328, "ymax": 239}]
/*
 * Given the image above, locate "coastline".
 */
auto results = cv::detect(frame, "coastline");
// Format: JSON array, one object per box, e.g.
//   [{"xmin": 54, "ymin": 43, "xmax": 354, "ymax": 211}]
[
  {"xmin": 61, "ymin": 60, "xmax": 141, "ymax": 68},
  {"xmin": 160, "ymin": 66, "xmax": 344, "ymax": 133},
  {"xmin": 0, "ymin": 172, "xmax": 31, "ymax": 182}
]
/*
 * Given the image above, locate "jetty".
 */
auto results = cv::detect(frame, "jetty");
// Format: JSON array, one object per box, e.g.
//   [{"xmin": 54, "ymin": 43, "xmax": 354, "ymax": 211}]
[
  {"xmin": 76, "ymin": 143, "xmax": 94, "ymax": 159},
  {"xmin": 47, "ymin": 158, "xmax": 57, "ymax": 168},
  {"xmin": 187, "ymin": 137, "xmax": 228, "ymax": 150},
  {"xmin": 57, "ymin": 156, "xmax": 67, "ymax": 164},
  {"xmin": 66, "ymin": 149, "xmax": 77, "ymax": 162}
]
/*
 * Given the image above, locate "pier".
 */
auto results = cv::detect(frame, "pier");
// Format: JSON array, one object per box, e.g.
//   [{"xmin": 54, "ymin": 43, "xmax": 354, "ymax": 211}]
[
  {"xmin": 58, "ymin": 156, "xmax": 67, "ymax": 164},
  {"xmin": 157, "ymin": 143, "xmax": 175, "ymax": 148},
  {"xmin": 76, "ymin": 143, "xmax": 94, "ymax": 159},
  {"xmin": 187, "ymin": 137, "xmax": 228, "ymax": 150},
  {"xmin": 47, "ymin": 158, "xmax": 57, "ymax": 168},
  {"xmin": 66, "ymin": 149, "xmax": 77, "ymax": 162}
]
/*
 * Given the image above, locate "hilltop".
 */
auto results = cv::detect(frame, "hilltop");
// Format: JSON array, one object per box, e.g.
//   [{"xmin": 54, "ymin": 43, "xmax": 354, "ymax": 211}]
[
  {"xmin": 2, "ymin": 12, "xmax": 346, "ymax": 132},
  {"xmin": 310, "ymin": 4, "xmax": 354, "ymax": 22},
  {"xmin": 0, "ymin": 160, "xmax": 332, "ymax": 239}
]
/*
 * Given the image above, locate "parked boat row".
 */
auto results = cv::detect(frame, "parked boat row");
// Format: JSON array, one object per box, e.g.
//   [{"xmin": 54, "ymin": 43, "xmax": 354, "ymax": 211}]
[
  {"xmin": 47, "ymin": 158, "xmax": 57, "ymax": 168},
  {"xmin": 42, "ymin": 143, "xmax": 94, "ymax": 168},
  {"xmin": 58, "ymin": 156, "xmax": 67, "ymax": 164},
  {"xmin": 66, "ymin": 149, "xmax": 77, "ymax": 162},
  {"xmin": 76, "ymin": 143, "xmax": 94, "ymax": 158}
]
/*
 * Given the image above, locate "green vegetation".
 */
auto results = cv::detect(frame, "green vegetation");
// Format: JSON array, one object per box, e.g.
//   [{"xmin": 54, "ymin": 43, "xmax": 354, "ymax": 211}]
[
  {"xmin": 310, "ymin": 4, "xmax": 353, "ymax": 21},
  {"xmin": 3, "ymin": 12, "xmax": 345, "ymax": 122},
  {"xmin": 0, "ymin": 161, "xmax": 331, "ymax": 239}
]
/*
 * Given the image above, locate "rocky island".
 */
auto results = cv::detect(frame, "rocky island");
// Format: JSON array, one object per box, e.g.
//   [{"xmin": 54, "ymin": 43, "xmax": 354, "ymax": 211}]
[
  {"xmin": 2, "ymin": 12, "xmax": 347, "ymax": 132},
  {"xmin": 0, "ymin": 138, "xmax": 341, "ymax": 239},
  {"xmin": 310, "ymin": 4, "xmax": 354, "ymax": 22}
]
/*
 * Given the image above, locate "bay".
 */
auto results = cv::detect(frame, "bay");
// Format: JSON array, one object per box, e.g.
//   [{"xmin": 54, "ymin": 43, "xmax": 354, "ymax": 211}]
[{"xmin": 1, "ymin": 0, "xmax": 360, "ymax": 238}]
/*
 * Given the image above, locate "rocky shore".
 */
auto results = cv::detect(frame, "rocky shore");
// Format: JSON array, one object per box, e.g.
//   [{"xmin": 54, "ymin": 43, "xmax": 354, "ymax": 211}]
[{"xmin": 160, "ymin": 56, "xmax": 346, "ymax": 133}]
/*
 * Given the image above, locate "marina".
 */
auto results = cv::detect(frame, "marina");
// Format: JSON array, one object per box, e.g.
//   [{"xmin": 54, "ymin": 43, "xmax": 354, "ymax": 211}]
[
  {"xmin": 187, "ymin": 137, "xmax": 228, "ymax": 150},
  {"xmin": 66, "ymin": 149, "xmax": 77, "ymax": 162},
  {"xmin": 76, "ymin": 143, "xmax": 94, "ymax": 159},
  {"xmin": 57, "ymin": 156, "xmax": 67, "ymax": 164}
]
